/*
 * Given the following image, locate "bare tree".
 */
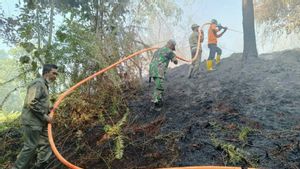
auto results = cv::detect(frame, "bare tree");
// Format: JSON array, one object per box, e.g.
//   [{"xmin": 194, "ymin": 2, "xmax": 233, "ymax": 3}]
[
  {"xmin": 255, "ymin": 0, "xmax": 300, "ymax": 34},
  {"xmin": 242, "ymin": 0, "xmax": 258, "ymax": 60}
]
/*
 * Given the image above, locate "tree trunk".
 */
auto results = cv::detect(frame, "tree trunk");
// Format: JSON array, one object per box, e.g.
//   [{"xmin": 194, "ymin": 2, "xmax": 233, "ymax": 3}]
[
  {"xmin": 44, "ymin": 0, "xmax": 55, "ymax": 64},
  {"xmin": 99, "ymin": 0, "xmax": 104, "ymax": 41},
  {"xmin": 36, "ymin": 6, "xmax": 41, "ymax": 50},
  {"xmin": 242, "ymin": 0, "xmax": 258, "ymax": 60},
  {"xmin": 36, "ymin": 5, "xmax": 44, "ymax": 65},
  {"xmin": 48, "ymin": 0, "xmax": 54, "ymax": 47},
  {"xmin": 95, "ymin": 0, "xmax": 99, "ymax": 34}
]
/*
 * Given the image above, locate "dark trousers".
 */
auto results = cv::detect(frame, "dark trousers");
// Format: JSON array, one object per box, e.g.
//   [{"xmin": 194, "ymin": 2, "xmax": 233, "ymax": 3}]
[
  {"xmin": 13, "ymin": 125, "xmax": 52, "ymax": 169},
  {"xmin": 208, "ymin": 44, "xmax": 222, "ymax": 60}
]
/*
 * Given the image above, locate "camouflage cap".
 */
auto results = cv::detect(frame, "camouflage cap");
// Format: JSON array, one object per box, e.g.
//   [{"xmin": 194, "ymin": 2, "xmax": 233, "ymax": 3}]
[
  {"xmin": 191, "ymin": 24, "xmax": 199, "ymax": 30},
  {"xmin": 167, "ymin": 39, "xmax": 176, "ymax": 50},
  {"xmin": 167, "ymin": 39, "xmax": 176, "ymax": 46}
]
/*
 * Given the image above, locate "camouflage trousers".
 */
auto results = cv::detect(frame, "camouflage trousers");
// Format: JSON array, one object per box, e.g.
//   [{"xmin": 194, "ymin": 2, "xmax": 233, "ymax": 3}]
[
  {"xmin": 152, "ymin": 77, "xmax": 164, "ymax": 104},
  {"xmin": 188, "ymin": 48, "xmax": 202, "ymax": 78},
  {"xmin": 13, "ymin": 125, "xmax": 52, "ymax": 169}
]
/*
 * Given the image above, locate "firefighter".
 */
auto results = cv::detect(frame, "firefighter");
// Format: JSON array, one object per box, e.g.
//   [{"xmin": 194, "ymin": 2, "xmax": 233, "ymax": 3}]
[
  {"xmin": 207, "ymin": 19, "xmax": 227, "ymax": 71},
  {"xmin": 188, "ymin": 24, "xmax": 204, "ymax": 78},
  {"xmin": 149, "ymin": 40, "xmax": 178, "ymax": 107}
]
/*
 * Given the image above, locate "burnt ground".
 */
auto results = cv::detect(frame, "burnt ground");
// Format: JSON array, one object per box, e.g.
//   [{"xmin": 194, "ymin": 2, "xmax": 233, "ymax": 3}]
[
  {"xmin": 1, "ymin": 49, "xmax": 300, "ymax": 169},
  {"xmin": 127, "ymin": 49, "xmax": 300, "ymax": 169}
]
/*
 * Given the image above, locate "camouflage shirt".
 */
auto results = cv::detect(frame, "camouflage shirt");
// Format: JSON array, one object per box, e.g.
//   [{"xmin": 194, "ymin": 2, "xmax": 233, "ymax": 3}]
[
  {"xmin": 21, "ymin": 77, "xmax": 50, "ymax": 129},
  {"xmin": 149, "ymin": 46, "xmax": 176, "ymax": 79}
]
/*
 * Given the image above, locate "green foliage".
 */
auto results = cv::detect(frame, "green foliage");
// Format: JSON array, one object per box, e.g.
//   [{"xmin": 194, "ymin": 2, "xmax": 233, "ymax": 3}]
[
  {"xmin": 2, "ymin": 0, "xmax": 182, "ymax": 92},
  {"xmin": 55, "ymin": 30, "xmax": 67, "ymax": 42},
  {"xmin": 104, "ymin": 113, "xmax": 128, "ymax": 159},
  {"xmin": 27, "ymin": 0, "xmax": 37, "ymax": 10},
  {"xmin": 0, "ymin": 111, "xmax": 20, "ymax": 123},
  {"xmin": 19, "ymin": 55, "xmax": 31, "ymax": 64},
  {"xmin": 19, "ymin": 23, "xmax": 34, "ymax": 39},
  {"xmin": 0, "ymin": 111, "xmax": 21, "ymax": 132},
  {"xmin": 0, "ymin": 57, "xmax": 26, "ymax": 112},
  {"xmin": 211, "ymin": 136, "xmax": 249, "ymax": 165},
  {"xmin": 0, "ymin": 110, "xmax": 21, "ymax": 167},
  {"xmin": 238, "ymin": 127, "xmax": 252, "ymax": 142},
  {"xmin": 1, "ymin": 1, "xmax": 183, "ymax": 167},
  {"xmin": 114, "ymin": 136, "xmax": 124, "ymax": 159},
  {"xmin": 104, "ymin": 113, "xmax": 128, "ymax": 136}
]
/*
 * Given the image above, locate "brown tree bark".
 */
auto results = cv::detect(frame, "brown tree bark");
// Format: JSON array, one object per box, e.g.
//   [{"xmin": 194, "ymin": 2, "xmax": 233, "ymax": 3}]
[{"xmin": 242, "ymin": 0, "xmax": 258, "ymax": 60}]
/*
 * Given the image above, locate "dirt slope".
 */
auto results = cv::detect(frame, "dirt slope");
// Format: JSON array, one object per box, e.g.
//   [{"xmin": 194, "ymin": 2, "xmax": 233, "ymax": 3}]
[{"xmin": 127, "ymin": 48, "xmax": 300, "ymax": 169}]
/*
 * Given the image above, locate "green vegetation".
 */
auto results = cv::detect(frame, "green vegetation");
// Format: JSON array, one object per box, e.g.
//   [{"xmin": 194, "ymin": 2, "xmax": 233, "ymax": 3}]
[
  {"xmin": 0, "ymin": 111, "xmax": 21, "ymax": 132},
  {"xmin": 0, "ymin": 57, "xmax": 26, "ymax": 112},
  {"xmin": 104, "ymin": 113, "xmax": 128, "ymax": 159},
  {"xmin": 0, "ymin": 110, "xmax": 21, "ymax": 167},
  {"xmin": 0, "ymin": 111, "xmax": 20, "ymax": 122},
  {"xmin": 238, "ymin": 127, "xmax": 253, "ymax": 142},
  {"xmin": 0, "ymin": 0, "xmax": 182, "ymax": 166},
  {"xmin": 211, "ymin": 136, "xmax": 257, "ymax": 167}
]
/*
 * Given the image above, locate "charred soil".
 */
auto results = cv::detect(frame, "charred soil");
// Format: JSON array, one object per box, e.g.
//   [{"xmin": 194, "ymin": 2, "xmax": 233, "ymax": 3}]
[
  {"xmin": 1, "ymin": 49, "xmax": 300, "ymax": 169},
  {"xmin": 126, "ymin": 49, "xmax": 300, "ymax": 169}
]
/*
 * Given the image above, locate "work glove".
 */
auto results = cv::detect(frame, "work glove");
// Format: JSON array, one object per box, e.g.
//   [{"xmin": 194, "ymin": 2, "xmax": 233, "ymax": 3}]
[
  {"xmin": 217, "ymin": 24, "xmax": 223, "ymax": 29},
  {"xmin": 44, "ymin": 114, "xmax": 53, "ymax": 123}
]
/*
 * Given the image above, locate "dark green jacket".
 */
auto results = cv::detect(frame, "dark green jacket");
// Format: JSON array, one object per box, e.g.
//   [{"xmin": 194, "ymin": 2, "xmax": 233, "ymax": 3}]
[
  {"xmin": 149, "ymin": 46, "xmax": 176, "ymax": 79},
  {"xmin": 21, "ymin": 77, "xmax": 50, "ymax": 129},
  {"xmin": 189, "ymin": 31, "xmax": 203, "ymax": 51},
  {"xmin": 189, "ymin": 31, "xmax": 199, "ymax": 50}
]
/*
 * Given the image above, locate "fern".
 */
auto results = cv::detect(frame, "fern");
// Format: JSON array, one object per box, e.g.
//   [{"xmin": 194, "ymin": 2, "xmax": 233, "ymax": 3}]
[
  {"xmin": 104, "ymin": 113, "xmax": 128, "ymax": 136},
  {"xmin": 239, "ymin": 127, "xmax": 252, "ymax": 142},
  {"xmin": 211, "ymin": 136, "xmax": 254, "ymax": 165},
  {"xmin": 114, "ymin": 136, "xmax": 124, "ymax": 159},
  {"xmin": 103, "ymin": 113, "xmax": 128, "ymax": 159}
]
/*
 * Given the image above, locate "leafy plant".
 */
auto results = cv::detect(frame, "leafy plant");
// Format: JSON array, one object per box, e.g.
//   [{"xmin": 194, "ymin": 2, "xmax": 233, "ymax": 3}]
[
  {"xmin": 104, "ymin": 113, "xmax": 128, "ymax": 159},
  {"xmin": 239, "ymin": 127, "xmax": 252, "ymax": 142},
  {"xmin": 114, "ymin": 136, "xmax": 124, "ymax": 159},
  {"xmin": 211, "ymin": 136, "xmax": 256, "ymax": 166}
]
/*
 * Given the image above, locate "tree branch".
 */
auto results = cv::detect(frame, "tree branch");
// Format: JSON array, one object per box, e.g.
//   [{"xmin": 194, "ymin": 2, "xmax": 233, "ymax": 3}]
[
  {"xmin": 0, "ymin": 85, "xmax": 25, "ymax": 110},
  {"xmin": 0, "ymin": 69, "xmax": 32, "ymax": 86}
]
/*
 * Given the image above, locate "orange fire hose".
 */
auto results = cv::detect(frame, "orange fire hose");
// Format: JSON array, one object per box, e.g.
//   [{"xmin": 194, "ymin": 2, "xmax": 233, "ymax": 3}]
[
  {"xmin": 159, "ymin": 166, "xmax": 255, "ymax": 169},
  {"xmin": 47, "ymin": 23, "xmax": 255, "ymax": 169},
  {"xmin": 47, "ymin": 46, "xmax": 191, "ymax": 169},
  {"xmin": 190, "ymin": 22, "xmax": 211, "ymax": 63},
  {"xmin": 48, "ymin": 47, "xmax": 160, "ymax": 169}
]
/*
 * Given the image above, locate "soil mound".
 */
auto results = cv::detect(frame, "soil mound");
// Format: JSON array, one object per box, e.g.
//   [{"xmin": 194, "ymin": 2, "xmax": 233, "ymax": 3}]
[{"xmin": 128, "ymin": 48, "xmax": 300, "ymax": 168}]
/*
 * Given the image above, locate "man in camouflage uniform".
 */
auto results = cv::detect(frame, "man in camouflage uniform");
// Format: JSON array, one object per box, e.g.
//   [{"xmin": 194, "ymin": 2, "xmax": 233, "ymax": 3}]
[
  {"xmin": 188, "ymin": 24, "xmax": 204, "ymax": 78},
  {"xmin": 12, "ymin": 64, "xmax": 58, "ymax": 169},
  {"xmin": 149, "ymin": 40, "xmax": 178, "ymax": 107}
]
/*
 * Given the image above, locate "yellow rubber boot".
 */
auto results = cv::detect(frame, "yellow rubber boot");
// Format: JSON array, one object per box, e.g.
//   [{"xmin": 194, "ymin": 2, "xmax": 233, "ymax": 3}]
[
  {"xmin": 216, "ymin": 55, "xmax": 221, "ymax": 65},
  {"xmin": 206, "ymin": 60, "xmax": 214, "ymax": 71}
]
